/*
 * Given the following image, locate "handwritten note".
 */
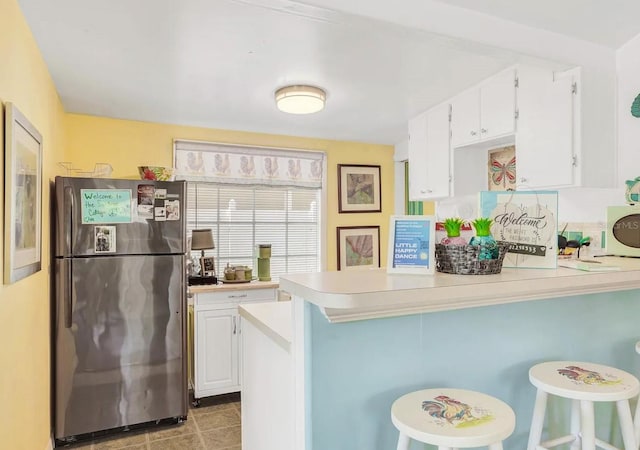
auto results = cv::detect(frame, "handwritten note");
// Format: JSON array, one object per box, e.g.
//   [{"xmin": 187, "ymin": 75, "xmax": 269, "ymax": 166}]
[{"xmin": 81, "ymin": 189, "xmax": 132, "ymax": 224}]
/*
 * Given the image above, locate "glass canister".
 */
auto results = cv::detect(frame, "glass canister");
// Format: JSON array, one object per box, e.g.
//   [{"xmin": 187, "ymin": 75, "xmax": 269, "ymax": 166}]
[{"xmin": 258, "ymin": 244, "xmax": 272, "ymax": 259}]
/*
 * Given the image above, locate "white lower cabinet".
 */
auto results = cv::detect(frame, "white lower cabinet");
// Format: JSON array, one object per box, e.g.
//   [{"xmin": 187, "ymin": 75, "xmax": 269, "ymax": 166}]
[
  {"xmin": 192, "ymin": 286, "xmax": 277, "ymax": 402},
  {"xmin": 195, "ymin": 308, "xmax": 239, "ymax": 396}
]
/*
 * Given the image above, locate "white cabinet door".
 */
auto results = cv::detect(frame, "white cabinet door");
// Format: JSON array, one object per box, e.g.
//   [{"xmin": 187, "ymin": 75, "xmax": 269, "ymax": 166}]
[
  {"xmin": 451, "ymin": 69, "xmax": 516, "ymax": 148},
  {"xmin": 480, "ymin": 68, "xmax": 516, "ymax": 140},
  {"xmin": 408, "ymin": 111, "xmax": 429, "ymax": 200},
  {"xmin": 451, "ymin": 89, "xmax": 480, "ymax": 147},
  {"xmin": 516, "ymin": 66, "xmax": 575, "ymax": 188},
  {"xmin": 195, "ymin": 308, "xmax": 239, "ymax": 396},
  {"xmin": 408, "ymin": 105, "xmax": 451, "ymax": 200}
]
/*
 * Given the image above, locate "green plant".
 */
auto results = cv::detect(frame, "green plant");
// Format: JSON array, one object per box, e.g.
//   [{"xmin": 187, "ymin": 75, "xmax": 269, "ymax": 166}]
[
  {"xmin": 443, "ymin": 218, "xmax": 465, "ymax": 237},
  {"xmin": 471, "ymin": 218, "xmax": 493, "ymax": 237}
]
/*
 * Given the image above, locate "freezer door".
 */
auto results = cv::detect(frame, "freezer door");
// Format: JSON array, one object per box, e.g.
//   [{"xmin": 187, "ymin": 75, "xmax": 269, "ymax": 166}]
[
  {"xmin": 54, "ymin": 176, "xmax": 186, "ymax": 257},
  {"xmin": 54, "ymin": 255, "xmax": 187, "ymax": 439}
]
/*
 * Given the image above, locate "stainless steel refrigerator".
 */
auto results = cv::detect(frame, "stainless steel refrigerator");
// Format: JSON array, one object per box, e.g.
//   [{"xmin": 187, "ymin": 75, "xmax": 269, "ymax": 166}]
[{"xmin": 53, "ymin": 176, "xmax": 188, "ymax": 445}]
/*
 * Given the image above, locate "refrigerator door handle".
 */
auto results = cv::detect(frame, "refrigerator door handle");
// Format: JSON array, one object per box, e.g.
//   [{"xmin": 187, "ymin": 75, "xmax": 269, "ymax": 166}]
[
  {"xmin": 232, "ymin": 316, "xmax": 237, "ymax": 335},
  {"xmin": 64, "ymin": 185, "xmax": 74, "ymax": 255},
  {"xmin": 64, "ymin": 259, "xmax": 73, "ymax": 328}
]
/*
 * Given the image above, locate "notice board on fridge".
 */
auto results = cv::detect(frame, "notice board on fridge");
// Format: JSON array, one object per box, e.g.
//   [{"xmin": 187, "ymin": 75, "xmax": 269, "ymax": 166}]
[{"xmin": 479, "ymin": 191, "xmax": 558, "ymax": 269}]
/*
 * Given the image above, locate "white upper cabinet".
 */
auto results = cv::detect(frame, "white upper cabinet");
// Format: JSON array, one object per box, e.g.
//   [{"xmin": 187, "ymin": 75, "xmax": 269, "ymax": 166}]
[
  {"xmin": 450, "ymin": 89, "xmax": 480, "ymax": 147},
  {"xmin": 451, "ymin": 68, "xmax": 516, "ymax": 148},
  {"xmin": 516, "ymin": 66, "xmax": 577, "ymax": 189},
  {"xmin": 408, "ymin": 103, "xmax": 451, "ymax": 200}
]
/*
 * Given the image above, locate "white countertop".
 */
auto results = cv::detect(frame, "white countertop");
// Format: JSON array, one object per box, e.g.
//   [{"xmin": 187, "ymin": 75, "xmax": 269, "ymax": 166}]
[
  {"xmin": 188, "ymin": 280, "xmax": 279, "ymax": 294},
  {"xmin": 239, "ymin": 301, "xmax": 292, "ymax": 352},
  {"xmin": 279, "ymin": 257, "xmax": 640, "ymax": 322}
]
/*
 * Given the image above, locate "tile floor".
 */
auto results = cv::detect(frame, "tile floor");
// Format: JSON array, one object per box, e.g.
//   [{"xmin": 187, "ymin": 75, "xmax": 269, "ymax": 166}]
[{"xmin": 61, "ymin": 393, "xmax": 241, "ymax": 450}]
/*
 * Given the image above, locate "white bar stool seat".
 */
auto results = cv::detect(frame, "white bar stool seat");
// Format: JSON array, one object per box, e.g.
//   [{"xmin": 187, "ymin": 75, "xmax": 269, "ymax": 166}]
[
  {"xmin": 391, "ymin": 388, "xmax": 516, "ymax": 450},
  {"xmin": 527, "ymin": 361, "xmax": 640, "ymax": 450}
]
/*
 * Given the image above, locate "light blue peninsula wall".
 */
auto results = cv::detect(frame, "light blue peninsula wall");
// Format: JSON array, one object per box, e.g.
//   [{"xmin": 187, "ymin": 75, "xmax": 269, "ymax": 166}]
[{"xmin": 307, "ymin": 290, "xmax": 640, "ymax": 450}]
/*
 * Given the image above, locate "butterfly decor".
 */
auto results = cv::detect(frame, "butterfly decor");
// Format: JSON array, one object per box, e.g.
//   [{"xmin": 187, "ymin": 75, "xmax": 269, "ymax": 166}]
[{"xmin": 490, "ymin": 156, "xmax": 516, "ymax": 188}]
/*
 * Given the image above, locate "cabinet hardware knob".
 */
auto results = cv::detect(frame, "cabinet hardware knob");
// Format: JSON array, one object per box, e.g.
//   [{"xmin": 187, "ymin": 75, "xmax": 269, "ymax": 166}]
[
  {"xmin": 426, "ymin": 189, "xmax": 433, "ymax": 194},
  {"xmin": 420, "ymin": 189, "xmax": 427, "ymax": 193},
  {"xmin": 519, "ymin": 177, "xmax": 528, "ymax": 183},
  {"xmin": 470, "ymin": 131, "xmax": 477, "ymax": 136},
  {"xmin": 481, "ymin": 128, "xmax": 487, "ymax": 133}
]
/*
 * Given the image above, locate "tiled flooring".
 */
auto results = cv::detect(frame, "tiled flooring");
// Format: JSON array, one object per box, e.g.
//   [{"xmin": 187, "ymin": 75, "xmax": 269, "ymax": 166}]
[{"xmin": 61, "ymin": 393, "xmax": 241, "ymax": 450}]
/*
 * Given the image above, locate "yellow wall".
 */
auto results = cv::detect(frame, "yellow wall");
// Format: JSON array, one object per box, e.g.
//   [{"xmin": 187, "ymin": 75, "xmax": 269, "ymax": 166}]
[
  {"xmin": 65, "ymin": 114, "xmax": 395, "ymax": 269},
  {"xmin": 0, "ymin": 0, "xmax": 67, "ymax": 448},
  {"xmin": 0, "ymin": 0, "xmax": 392, "ymax": 446}
]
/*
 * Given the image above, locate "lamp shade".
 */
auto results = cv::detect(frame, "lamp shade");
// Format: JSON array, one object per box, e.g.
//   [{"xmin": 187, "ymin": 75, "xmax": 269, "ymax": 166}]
[
  {"xmin": 275, "ymin": 85, "xmax": 326, "ymax": 114},
  {"xmin": 191, "ymin": 229, "xmax": 215, "ymax": 250}
]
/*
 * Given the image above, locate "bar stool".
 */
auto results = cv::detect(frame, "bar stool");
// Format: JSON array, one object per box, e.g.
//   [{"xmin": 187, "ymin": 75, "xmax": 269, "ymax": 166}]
[
  {"xmin": 391, "ymin": 388, "xmax": 516, "ymax": 449},
  {"xmin": 527, "ymin": 361, "xmax": 639, "ymax": 450}
]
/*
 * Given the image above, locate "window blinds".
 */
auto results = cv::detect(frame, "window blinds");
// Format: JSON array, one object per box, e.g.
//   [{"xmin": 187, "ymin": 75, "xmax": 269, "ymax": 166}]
[{"xmin": 176, "ymin": 140, "xmax": 324, "ymax": 280}]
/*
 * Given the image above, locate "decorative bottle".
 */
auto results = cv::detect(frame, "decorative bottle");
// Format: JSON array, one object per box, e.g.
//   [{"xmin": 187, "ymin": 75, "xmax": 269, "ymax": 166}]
[
  {"xmin": 441, "ymin": 218, "xmax": 467, "ymax": 245},
  {"xmin": 470, "ymin": 218, "xmax": 498, "ymax": 260}
]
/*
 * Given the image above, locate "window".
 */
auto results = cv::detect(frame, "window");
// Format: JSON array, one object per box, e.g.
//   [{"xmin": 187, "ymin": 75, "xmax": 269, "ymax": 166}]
[
  {"xmin": 187, "ymin": 183, "xmax": 320, "ymax": 280},
  {"xmin": 174, "ymin": 140, "xmax": 325, "ymax": 280}
]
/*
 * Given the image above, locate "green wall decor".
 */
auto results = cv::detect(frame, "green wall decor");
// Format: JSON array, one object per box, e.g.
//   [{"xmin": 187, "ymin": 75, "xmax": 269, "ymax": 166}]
[{"xmin": 631, "ymin": 93, "xmax": 640, "ymax": 117}]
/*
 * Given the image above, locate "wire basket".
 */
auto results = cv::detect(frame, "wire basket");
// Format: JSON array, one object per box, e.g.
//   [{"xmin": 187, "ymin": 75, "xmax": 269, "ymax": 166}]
[{"xmin": 435, "ymin": 241, "xmax": 511, "ymax": 275}]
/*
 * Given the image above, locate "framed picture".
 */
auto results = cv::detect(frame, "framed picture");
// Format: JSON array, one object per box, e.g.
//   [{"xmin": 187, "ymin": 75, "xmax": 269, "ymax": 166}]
[
  {"xmin": 4, "ymin": 103, "xmax": 42, "ymax": 284},
  {"xmin": 200, "ymin": 256, "xmax": 216, "ymax": 276},
  {"xmin": 336, "ymin": 226, "xmax": 380, "ymax": 271},
  {"xmin": 488, "ymin": 145, "xmax": 516, "ymax": 191},
  {"xmin": 387, "ymin": 215, "xmax": 436, "ymax": 275},
  {"xmin": 338, "ymin": 164, "xmax": 381, "ymax": 213}
]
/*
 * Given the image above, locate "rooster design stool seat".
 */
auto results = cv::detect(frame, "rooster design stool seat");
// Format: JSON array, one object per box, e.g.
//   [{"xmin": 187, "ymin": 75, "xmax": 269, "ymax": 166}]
[
  {"xmin": 391, "ymin": 388, "xmax": 515, "ymax": 450},
  {"xmin": 527, "ymin": 361, "xmax": 639, "ymax": 450}
]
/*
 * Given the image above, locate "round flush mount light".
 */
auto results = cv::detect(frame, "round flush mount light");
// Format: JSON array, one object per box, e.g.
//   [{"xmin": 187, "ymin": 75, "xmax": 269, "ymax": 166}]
[{"xmin": 275, "ymin": 85, "xmax": 326, "ymax": 114}]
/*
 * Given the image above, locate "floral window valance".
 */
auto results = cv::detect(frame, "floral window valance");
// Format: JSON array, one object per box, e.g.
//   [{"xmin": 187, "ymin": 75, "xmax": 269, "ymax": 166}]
[{"xmin": 173, "ymin": 139, "xmax": 324, "ymax": 188}]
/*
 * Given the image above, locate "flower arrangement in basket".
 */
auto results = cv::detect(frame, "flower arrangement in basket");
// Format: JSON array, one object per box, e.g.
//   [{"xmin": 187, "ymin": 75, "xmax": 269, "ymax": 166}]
[{"xmin": 435, "ymin": 217, "xmax": 510, "ymax": 275}]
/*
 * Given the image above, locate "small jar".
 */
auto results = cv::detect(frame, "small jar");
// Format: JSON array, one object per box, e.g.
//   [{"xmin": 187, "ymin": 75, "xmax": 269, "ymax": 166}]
[
  {"xmin": 224, "ymin": 264, "xmax": 236, "ymax": 280},
  {"xmin": 259, "ymin": 244, "xmax": 271, "ymax": 258}
]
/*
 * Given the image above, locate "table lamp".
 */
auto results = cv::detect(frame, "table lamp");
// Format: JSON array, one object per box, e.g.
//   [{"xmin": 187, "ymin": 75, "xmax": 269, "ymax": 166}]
[{"xmin": 191, "ymin": 229, "xmax": 216, "ymax": 283}]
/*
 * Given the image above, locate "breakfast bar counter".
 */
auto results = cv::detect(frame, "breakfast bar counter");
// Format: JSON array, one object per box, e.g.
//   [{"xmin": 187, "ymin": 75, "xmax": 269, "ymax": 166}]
[{"xmin": 240, "ymin": 259, "xmax": 640, "ymax": 450}]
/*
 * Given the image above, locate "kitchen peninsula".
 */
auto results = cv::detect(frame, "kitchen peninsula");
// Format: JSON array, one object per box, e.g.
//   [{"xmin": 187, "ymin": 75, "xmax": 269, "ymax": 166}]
[{"xmin": 239, "ymin": 259, "xmax": 640, "ymax": 450}]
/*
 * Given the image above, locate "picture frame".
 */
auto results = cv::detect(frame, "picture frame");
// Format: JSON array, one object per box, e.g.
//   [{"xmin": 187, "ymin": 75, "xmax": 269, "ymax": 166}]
[
  {"xmin": 387, "ymin": 215, "xmax": 436, "ymax": 275},
  {"xmin": 4, "ymin": 103, "xmax": 43, "ymax": 284},
  {"xmin": 200, "ymin": 256, "xmax": 216, "ymax": 276},
  {"xmin": 336, "ymin": 225, "xmax": 380, "ymax": 271},
  {"xmin": 338, "ymin": 164, "xmax": 381, "ymax": 213}
]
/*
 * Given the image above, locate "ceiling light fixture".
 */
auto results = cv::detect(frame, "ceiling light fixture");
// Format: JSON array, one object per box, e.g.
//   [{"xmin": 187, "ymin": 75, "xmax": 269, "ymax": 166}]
[{"xmin": 275, "ymin": 85, "xmax": 326, "ymax": 114}]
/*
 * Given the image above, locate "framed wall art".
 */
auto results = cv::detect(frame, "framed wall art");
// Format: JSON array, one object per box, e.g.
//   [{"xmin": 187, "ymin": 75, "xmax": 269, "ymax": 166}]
[
  {"xmin": 4, "ymin": 103, "xmax": 43, "ymax": 284},
  {"xmin": 338, "ymin": 164, "xmax": 381, "ymax": 213},
  {"xmin": 387, "ymin": 215, "xmax": 436, "ymax": 275},
  {"xmin": 336, "ymin": 226, "xmax": 380, "ymax": 271}
]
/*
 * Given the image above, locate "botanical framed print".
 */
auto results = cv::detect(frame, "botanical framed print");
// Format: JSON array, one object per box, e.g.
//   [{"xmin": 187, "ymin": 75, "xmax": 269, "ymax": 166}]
[
  {"xmin": 4, "ymin": 103, "xmax": 43, "ymax": 284},
  {"xmin": 337, "ymin": 226, "xmax": 380, "ymax": 271},
  {"xmin": 338, "ymin": 164, "xmax": 381, "ymax": 213}
]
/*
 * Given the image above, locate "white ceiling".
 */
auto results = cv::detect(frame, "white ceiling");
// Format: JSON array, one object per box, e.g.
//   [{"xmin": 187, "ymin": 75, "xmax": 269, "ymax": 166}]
[{"xmin": 16, "ymin": 0, "xmax": 640, "ymax": 145}]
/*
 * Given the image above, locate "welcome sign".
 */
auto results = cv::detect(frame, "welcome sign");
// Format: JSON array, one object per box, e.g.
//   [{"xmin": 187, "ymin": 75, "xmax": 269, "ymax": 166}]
[{"xmin": 479, "ymin": 191, "xmax": 558, "ymax": 269}]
